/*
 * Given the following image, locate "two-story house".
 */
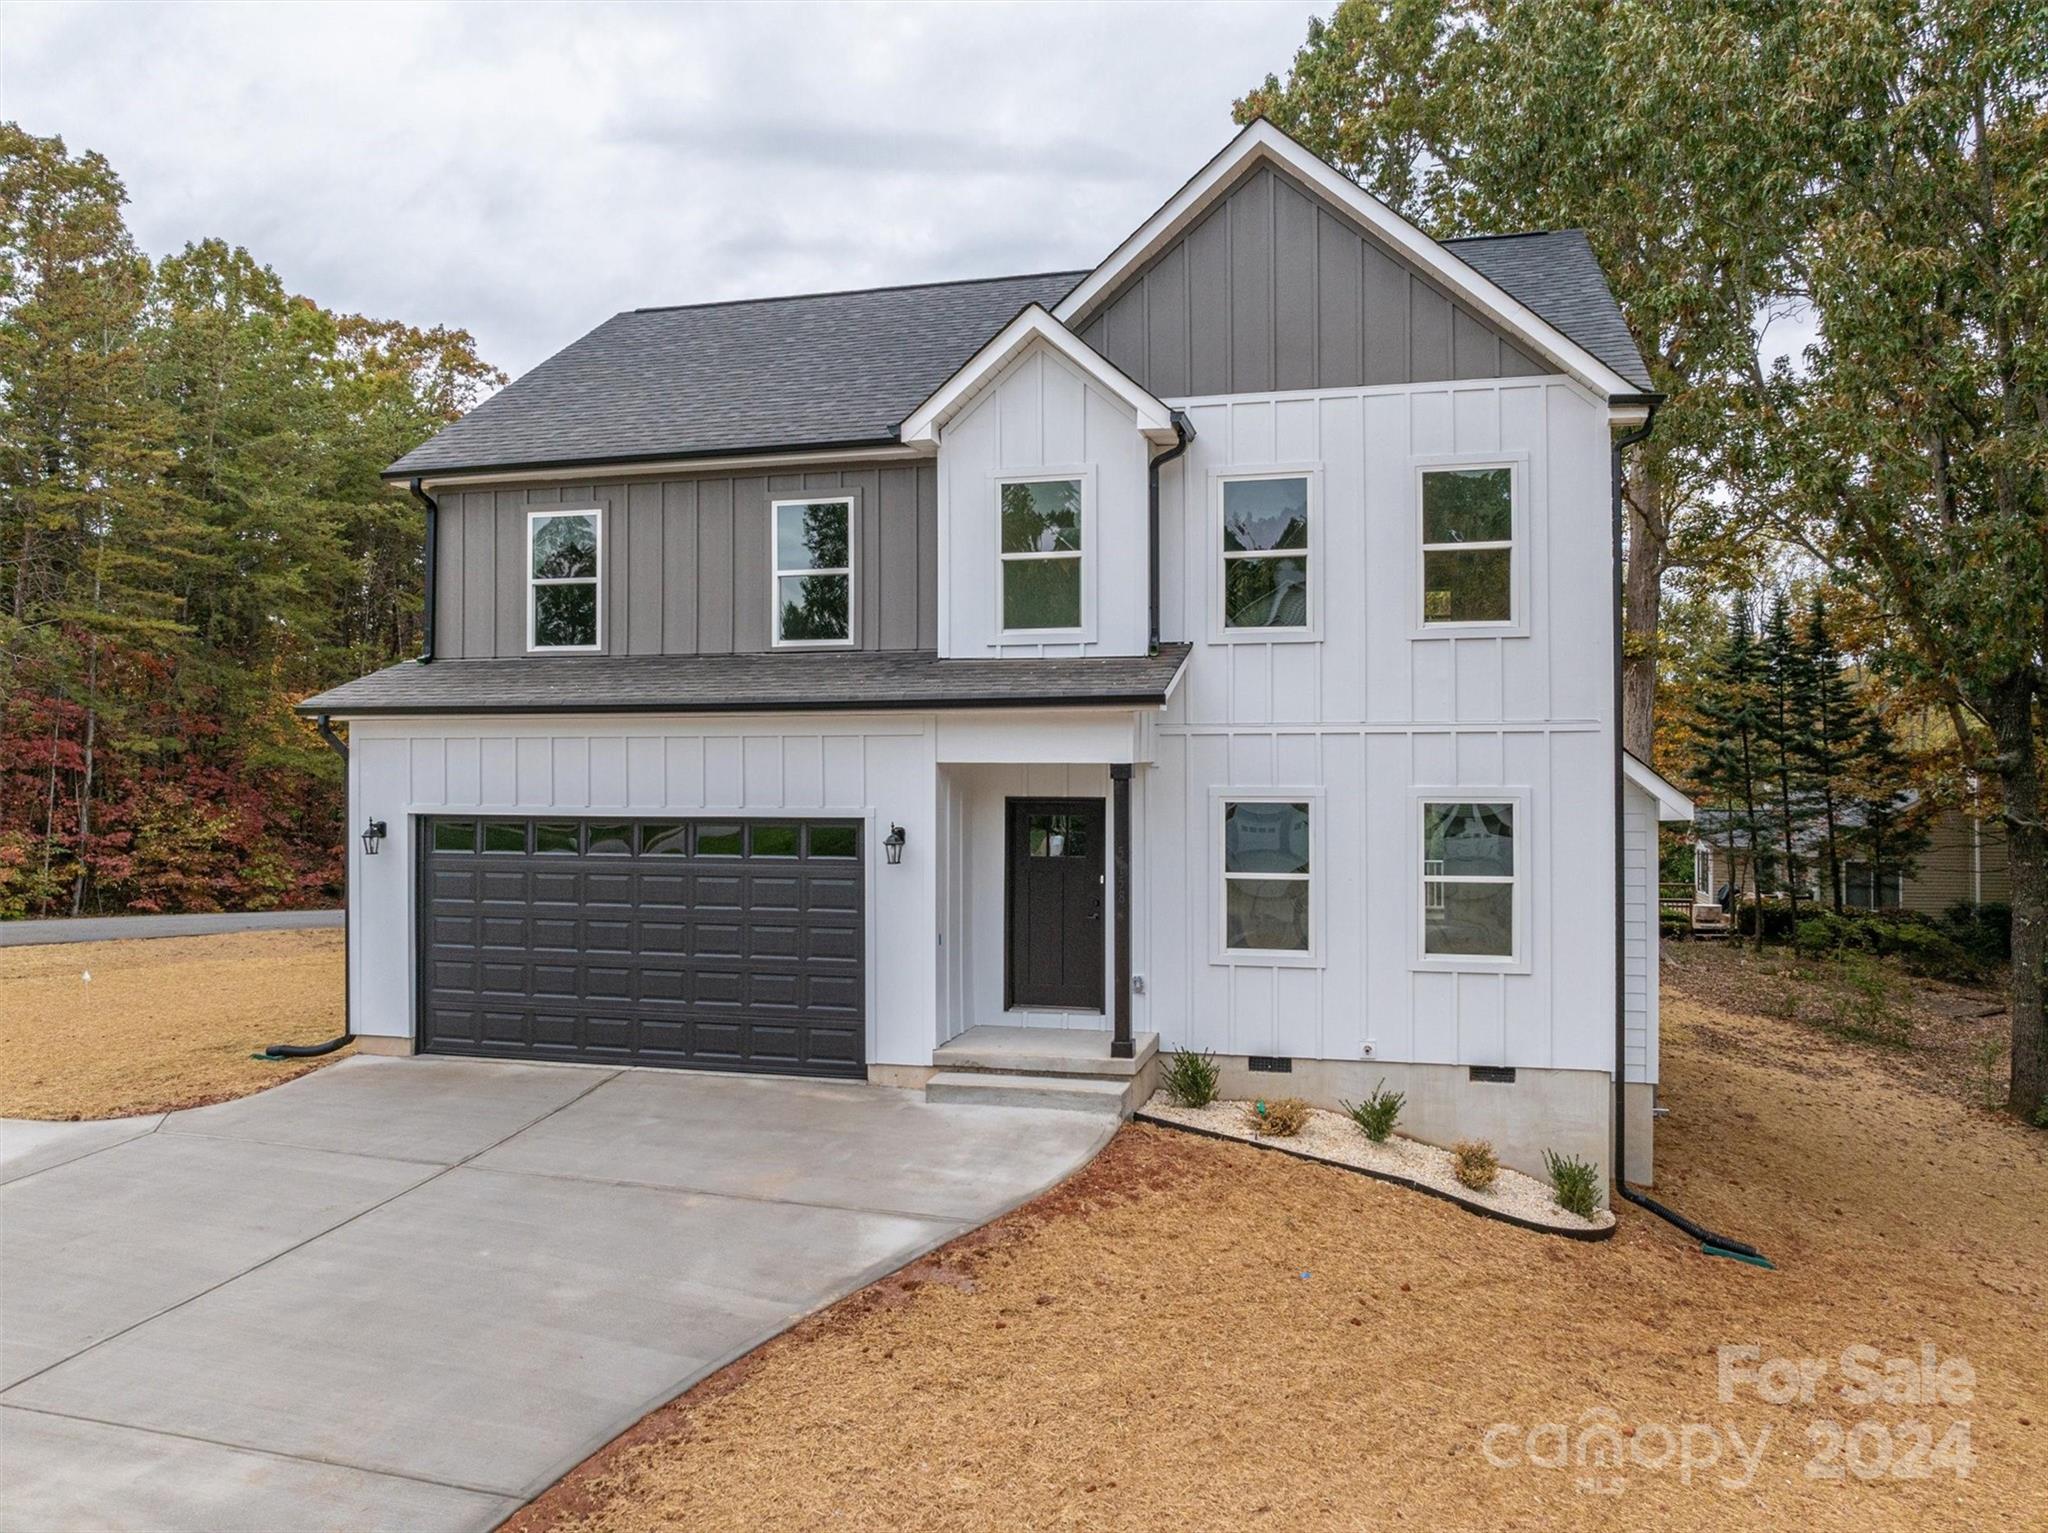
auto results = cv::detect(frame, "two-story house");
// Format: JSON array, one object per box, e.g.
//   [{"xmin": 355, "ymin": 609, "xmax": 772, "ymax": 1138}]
[{"xmin": 301, "ymin": 120, "xmax": 1692, "ymax": 1195}]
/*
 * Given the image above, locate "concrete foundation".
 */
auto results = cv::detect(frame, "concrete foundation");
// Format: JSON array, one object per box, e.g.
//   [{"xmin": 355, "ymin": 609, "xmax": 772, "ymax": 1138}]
[
  {"xmin": 1623, "ymin": 1081, "xmax": 1656, "ymax": 1187},
  {"xmin": 349, "ymin": 1034, "xmax": 414, "ymax": 1057},
  {"xmin": 1201, "ymin": 1055, "xmax": 1617, "ymax": 1197},
  {"xmin": 867, "ymin": 1063, "xmax": 936, "ymax": 1089}
]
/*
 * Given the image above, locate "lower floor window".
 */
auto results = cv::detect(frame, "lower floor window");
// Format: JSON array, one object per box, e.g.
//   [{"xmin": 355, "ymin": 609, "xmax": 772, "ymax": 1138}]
[
  {"xmin": 1223, "ymin": 799, "xmax": 1311, "ymax": 952},
  {"xmin": 1423, "ymin": 801, "xmax": 1515, "ymax": 958}
]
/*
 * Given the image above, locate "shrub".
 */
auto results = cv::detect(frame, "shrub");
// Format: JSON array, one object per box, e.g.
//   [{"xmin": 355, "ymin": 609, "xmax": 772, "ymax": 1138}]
[
  {"xmin": 1823, "ymin": 952, "xmax": 1913, "ymax": 1046},
  {"xmin": 1793, "ymin": 908, "xmax": 1986, "ymax": 983},
  {"xmin": 1161, "ymin": 1047, "xmax": 1220, "ymax": 1108},
  {"xmin": 1342, "ymin": 1079, "xmax": 1406, "ymax": 1144},
  {"xmin": 1941, "ymin": 901, "xmax": 2011, "ymax": 965},
  {"xmin": 1543, "ymin": 1150, "xmax": 1601, "ymax": 1219},
  {"xmin": 1243, "ymin": 1096, "xmax": 1311, "ymax": 1137},
  {"xmin": 1735, "ymin": 903, "xmax": 1798, "ymax": 940},
  {"xmin": 1660, "ymin": 911, "xmax": 1692, "ymax": 939},
  {"xmin": 1452, "ymin": 1139, "xmax": 1498, "ymax": 1192}
]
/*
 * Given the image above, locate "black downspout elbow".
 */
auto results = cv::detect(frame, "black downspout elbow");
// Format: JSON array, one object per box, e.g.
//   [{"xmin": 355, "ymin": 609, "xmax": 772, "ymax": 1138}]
[
  {"xmin": 1147, "ymin": 412, "xmax": 1194, "ymax": 653},
  {"xmin": 265, "ymin": 714, "xmax": 354, "ymax": 1059},
  {"xmin": 411, "ymin": 476, "xmax": 439, "ymax": 664},
  {"xmin": 1610, "ymin": 401, "xmax": 1767, "ymax": 1266}
]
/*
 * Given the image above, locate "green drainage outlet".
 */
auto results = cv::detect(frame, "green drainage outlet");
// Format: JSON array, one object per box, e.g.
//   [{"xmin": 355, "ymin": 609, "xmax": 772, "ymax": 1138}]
[{"xmin": 1702, "ymin": 1242, "xmax": 1775, "ymax": 1269}]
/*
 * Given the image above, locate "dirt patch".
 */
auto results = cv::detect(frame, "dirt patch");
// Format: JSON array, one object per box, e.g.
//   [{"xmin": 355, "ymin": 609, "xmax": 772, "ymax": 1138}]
[
  {"xmin": 508, "ymin": 955, "xmax": 2046, "ymax": 1533},
  {"xmin": 0, "ymin": 930, "xmax": 347, "ymax": 1119}
]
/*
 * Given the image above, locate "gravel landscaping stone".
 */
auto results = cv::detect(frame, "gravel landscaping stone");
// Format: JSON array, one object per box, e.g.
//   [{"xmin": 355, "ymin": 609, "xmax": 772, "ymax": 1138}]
[{"xmin": 1137, "ymin": 1091, "xmax": 1615, "ymax": 1235}]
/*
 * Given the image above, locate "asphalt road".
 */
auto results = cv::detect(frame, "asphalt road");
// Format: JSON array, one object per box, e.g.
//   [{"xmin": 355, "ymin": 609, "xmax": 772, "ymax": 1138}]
[{"xmin": 0, "ymin": 910, "xmax": 344, "ymax": 947}]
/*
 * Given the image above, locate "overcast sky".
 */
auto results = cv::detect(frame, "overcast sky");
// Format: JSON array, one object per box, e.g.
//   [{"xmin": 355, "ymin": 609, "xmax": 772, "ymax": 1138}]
[{"xmin": 4, "ymin": 0, "xmax": 1326, "ymax": 378}]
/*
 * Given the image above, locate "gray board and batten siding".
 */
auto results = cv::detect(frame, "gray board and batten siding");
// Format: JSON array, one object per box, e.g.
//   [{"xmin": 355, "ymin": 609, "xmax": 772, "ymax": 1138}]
[
  {"xmin": 1073, "ymin": 162, "xmax": 1553, "ymax": 398},
  {"xmin": 432, "ymin": 463, "xmax": 937, "ymax": 661}
]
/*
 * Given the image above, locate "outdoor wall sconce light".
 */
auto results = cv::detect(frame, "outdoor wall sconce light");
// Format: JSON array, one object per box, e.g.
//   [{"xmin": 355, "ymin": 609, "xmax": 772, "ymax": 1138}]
[
  {"xmin": 360, "ymin": 818, "xmax": 388, "ymax": 857},
  {"xmin": 882, "ymin": 824, "xmax": 906, "ymax": 865}
]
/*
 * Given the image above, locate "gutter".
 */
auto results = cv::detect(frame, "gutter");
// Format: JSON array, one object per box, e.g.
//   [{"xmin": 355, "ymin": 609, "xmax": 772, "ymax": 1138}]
[
  {"xmin": 410, "ymin": 478, "xmax": 438, "ymax": 664},
  {"xmin": 264, "ymin": 716, "xmax": 354, "ymax": 1059},
  {"xmin": 1147, "ymin": 411, "xmax": 1194, "ymax": 651},
  {"xmin": 1609, "ymin": 400, "xmax": 1768, "ymax": 1266}
]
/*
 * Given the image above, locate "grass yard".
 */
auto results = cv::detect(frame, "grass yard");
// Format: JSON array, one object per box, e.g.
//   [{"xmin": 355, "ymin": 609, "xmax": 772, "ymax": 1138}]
[
  {"xmin": 0, "ymin": 929, "xmax": 348, "ymax": 1119},
  {"xmin": 511, "ymin": 945, "xmax": 2045, "ymax": 1533}
]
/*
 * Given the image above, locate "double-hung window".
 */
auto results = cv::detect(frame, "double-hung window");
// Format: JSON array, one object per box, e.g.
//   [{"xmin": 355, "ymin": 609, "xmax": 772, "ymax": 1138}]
[
  {"xmin": 1421, "ymin": 800, "xmax": 1517, "ymax": 959},
  {"xmin": 1420, "ymin": 464, "xmax": 1515, "ymax": 625},
  {"xmin": 1221, "ymin": 473, "xmax": 1311, "ymax": 632},
  {"xmin": 999, "ymin": 476, "xmax": 1083, "ymax": 631},
  {"xmin": 1222, "ymin": 799, "xmax": 1313, "ymax": 954},
  {"xmin": 773, "ymin": 497, "xmax": 854, "ymax": 645},
  {"xmin": 528, "ymin": 509, "xmax": 601, "ymax": 650}
]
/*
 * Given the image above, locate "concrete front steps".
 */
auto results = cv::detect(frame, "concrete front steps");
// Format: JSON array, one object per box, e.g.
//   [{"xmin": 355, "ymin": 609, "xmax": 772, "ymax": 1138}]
[{"xmin": 925, "ymin": 1026, "xmax": 1159, "ymax": 1117}]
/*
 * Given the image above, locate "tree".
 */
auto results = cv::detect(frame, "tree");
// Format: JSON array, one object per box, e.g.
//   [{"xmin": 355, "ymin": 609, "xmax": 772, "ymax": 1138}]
[
  {"xmin": 1760, "ymin": 589, "xmax": 1815, "ymax": 932},
  {"xmin": 1799, "ymin": 594, "xmax": 1868, "ymax": 912},
  {"xmin": 1847, "ymin": 710, "xmax": 1930, "ymax": 908},
  {"xmin": 1688, "ymin": 596, "xmax": 1772, "ymax": 952},
  {"xmin": 1777, "ymin": 3, "xmax": 2046, "ymax": 1118},
  {"xmin": 1238, "ymin": 0, "xmax": 1812, "ymax": 755}
]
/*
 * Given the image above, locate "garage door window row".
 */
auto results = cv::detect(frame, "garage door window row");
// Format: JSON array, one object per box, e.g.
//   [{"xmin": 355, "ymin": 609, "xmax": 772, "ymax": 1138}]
[{"xmin": 431, "ymin": 819, "xmax": 860, "ymax": 860}]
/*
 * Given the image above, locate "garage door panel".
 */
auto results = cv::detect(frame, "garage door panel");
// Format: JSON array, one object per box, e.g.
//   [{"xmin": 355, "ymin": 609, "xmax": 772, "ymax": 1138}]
[{"xmin": 421, "ymin": 817, "xmax": 863, "ymax": 1077}]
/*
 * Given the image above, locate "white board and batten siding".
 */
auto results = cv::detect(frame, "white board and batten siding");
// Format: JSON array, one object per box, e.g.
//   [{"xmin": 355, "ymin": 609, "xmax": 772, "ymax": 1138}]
[
  {"xmin": 1135, "ymin": 377, "xmax": 1621, "ymax": 1077},
  {"xmin": 937, "ymin": 345, "xmax": 1151, "ymax": 658},
  {"xmin": 343, "ymin": 715, "xmax": 942, "ymax": 1068}
]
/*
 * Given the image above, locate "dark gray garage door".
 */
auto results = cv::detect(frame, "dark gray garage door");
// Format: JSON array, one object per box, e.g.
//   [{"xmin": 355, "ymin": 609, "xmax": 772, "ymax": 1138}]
[{"xmin": 418, "ymin": 817, "xmax": 864, "ymax": 1077}]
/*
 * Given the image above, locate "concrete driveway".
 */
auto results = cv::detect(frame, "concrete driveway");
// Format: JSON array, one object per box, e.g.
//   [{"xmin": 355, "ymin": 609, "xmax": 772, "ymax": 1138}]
[{"xmin": 0, "ymin": 1057, "xmax": 1111, "ymax": 1532}]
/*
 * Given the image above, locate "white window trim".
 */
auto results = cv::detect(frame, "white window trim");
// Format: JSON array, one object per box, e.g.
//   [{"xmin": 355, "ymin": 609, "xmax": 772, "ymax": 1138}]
[
  {"xmin": 1413, "ymin": 790, "xmax": 1529, "ymax": 971},
  {"xmin": 769, "ymin": 494, "xmax": 858, "ymax": 649},
  {"xmin": 526, "ymin": 507, "xmax": 604, "ymax": 653},
  {"xmin": 1211, "ymin": 465, "xmax": 1322, "ymax": 643},
  {"xmin": 994, "ymin": 468, "xmax": 1093, "ymax": 641},
  {"xmin": 1211, "ymin": 787, "xmax": 1324, "ymax": 967},
  {"xmin": 1413, "ymin": 454, "xmax": 1529, "ymax": 637}
]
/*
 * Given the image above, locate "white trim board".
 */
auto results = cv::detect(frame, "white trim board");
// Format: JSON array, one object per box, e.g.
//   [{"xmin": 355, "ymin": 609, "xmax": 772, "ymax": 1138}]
[
  {"xmin": 1624, "ymin": 751, "xmax": 1695, "ymax": 822},
  {"xmin": 900, "ymin": 305, "xmax": 1177, "ymax": 448},
  {"xmin": 1052, "ymin": 118, "xmax": 1643, "ymax": 404}
]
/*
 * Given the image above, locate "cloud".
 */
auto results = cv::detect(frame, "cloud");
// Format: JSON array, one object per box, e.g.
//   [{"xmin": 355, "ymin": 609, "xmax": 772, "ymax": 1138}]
[{"xmin": 2, "ymin": 0, "xmax": 1320, "ymax": 377}]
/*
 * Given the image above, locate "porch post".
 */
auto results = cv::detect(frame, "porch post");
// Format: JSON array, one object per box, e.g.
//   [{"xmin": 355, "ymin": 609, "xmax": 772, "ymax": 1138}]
[{"xmin": 1110, "ymin": 763, "xmax": 1133, "ymax": 1059}]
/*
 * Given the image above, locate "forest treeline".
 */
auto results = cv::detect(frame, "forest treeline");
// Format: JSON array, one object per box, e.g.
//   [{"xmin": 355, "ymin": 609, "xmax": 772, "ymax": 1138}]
[{"xmin": 1, "ymin": 122, "xmax": 502, "ymax": 916}]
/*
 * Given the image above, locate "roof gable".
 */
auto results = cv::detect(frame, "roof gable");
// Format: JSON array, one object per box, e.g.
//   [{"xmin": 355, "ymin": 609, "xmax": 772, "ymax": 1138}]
[
  {"xmin": 1054, "ymin": 119, "xmax": 1651, "ymax": 399},
  {"xmin": 899, "ymin": 305, "xmax": 1176, "ymax": 448}
]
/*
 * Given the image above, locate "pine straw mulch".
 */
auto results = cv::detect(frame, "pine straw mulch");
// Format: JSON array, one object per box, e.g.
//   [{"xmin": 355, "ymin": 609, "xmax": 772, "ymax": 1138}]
[
  {"xmin": 508, "ymin": 956, "xmax": 2046, "ymax": 1533},
  {"xmin": 0, "ymin": 929, "xmax": 349, "ymax": 1120}
]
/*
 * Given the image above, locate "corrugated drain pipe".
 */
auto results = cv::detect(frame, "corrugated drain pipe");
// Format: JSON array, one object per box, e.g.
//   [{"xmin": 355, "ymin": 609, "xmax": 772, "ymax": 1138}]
[
  {"xmin": 263, "ymin": 713, "xmax": 354, "ymax": 1058},
  {"xmin": 1609, "ymin": 397, "xmax": 1767, "ymax": 1267},
  {"xmin": 411, "ymin": 476, "xmax": 439, "ymax": 664},
  {"xmin": 1148, "ymin": 411, "xmax": 1194, "ymax": 651}
]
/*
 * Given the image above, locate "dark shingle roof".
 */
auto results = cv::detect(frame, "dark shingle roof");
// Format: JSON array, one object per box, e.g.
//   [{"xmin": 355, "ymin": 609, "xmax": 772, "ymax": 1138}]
[
  {"xmin": 1445, "ymin": 230, "xmax": 1654, "ymax": 392},
  {"xmin": 298, "ymin": 646, "xmax": 1192, "ymax": 717},
  {"xmin": 387, "ymin": 229, "xmax": 1650, "ymax": 480},
  {"xmin": 386, "ymin": 272, "xmax": 1086, "ymax": 479}
]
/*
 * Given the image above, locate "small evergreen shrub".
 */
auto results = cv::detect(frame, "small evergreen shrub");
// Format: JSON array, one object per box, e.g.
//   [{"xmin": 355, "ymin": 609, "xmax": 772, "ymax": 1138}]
[
  {"xmin": 1941, "ymin": 900, "xmax": 2011, "ymax": 965},
  {"xmin": 1543, "ymin": 1150, "xmax": 1601, "ymax": 1219},
  {"xmin": 1452, "ymin": 1139, "xmax": 1498, "ymax": 1192},
  {"xmin": 1342, "ymin": 1080, "xmax": 1405, "ymax": 1144},
  {"xmin": 1243, "ymin": 1096, "xmax": 1311, "ymax": 1137},
  {"xmin": 1161, "ymin": 1048, "xmax": 1219, "ymax": 1108}
]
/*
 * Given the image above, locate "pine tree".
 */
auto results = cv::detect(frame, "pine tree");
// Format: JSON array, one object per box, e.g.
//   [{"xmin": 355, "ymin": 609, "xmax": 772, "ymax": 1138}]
[
  {"xmin": 1847, "ymin": 712, "xmax": 1929, "ymax": 908},
  {"xmin": 1798, "ymin": 595, "xmax": 1865, "ymax": 912},
  {"xmin": 1689, "ymin": 596, "xmax": 1771, "ymax": 951},
  {"xmin": 1760, "ymin": 590, "xmax": 1814, "ymax": 934}
]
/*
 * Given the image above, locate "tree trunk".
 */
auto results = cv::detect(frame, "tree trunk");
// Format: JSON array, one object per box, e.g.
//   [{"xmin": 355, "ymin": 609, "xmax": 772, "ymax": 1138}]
[
  {"xmin": 1621, "ymin": 474, "xmax": 1664, "ymax": 760},
  {"xmin": 1990, "ymin": 675, "xmax": 2044, "ymax": 1121}
]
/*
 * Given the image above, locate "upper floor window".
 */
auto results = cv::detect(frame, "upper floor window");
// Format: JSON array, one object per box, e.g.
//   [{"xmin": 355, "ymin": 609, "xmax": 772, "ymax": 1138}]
[
  {"xmin": 773, "ymin": 497, "xmax": 854, "ymax": 646},
  {"xmin": 1422, "ymin": 800, "xmax": 1516, "ymax": 960},
  {"xmin": 528, "ymin": 509, "xmax": 601, "ymax": 651},
  {"xmin": 1220, "ymin": 473, "xmax": 1311, "ymax": 633},
  {"xmin": 999, "ymin": 476, "xmax": 1083, "ymax": 631},
  {"xmin": 1222, "ymin": 798, "xmax": 1313, "ymax": 955},
  {"xmin": 1420, "ymin": 464, "xmax": 1515, "ymax": 625}
]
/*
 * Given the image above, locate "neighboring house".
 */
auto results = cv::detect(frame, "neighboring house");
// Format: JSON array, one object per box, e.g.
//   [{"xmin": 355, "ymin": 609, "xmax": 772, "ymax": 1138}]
[
  {"xmin": 301, "ymin": 121, "xmax": 1687, "ymax": 1193},
  {"xmin": 1695, "ymin": 798, "xmax": 2011, "ymax": 914}
]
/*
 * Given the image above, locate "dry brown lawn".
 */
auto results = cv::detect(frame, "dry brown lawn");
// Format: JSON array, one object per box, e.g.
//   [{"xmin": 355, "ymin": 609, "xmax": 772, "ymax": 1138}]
[
  {"xmin": 512, "ymin": 947, "xmax": 2046, "ymax": 1533},
  {"xmin": 0, "ymin": 929, "xmax": 348, "ymax": 1119}
]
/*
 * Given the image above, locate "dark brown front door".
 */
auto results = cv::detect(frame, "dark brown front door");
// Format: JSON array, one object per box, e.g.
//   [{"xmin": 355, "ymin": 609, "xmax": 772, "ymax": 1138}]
[{"xmin": 1005, "ymin": 797, "xmax": 1106, "ymax": 1011}]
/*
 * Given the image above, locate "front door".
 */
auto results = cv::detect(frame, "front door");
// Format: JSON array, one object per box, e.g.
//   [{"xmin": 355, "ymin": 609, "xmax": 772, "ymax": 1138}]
[{"xmin": 1005, "ymin": 797, "xmax": 1106, "ymax": 1011}]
